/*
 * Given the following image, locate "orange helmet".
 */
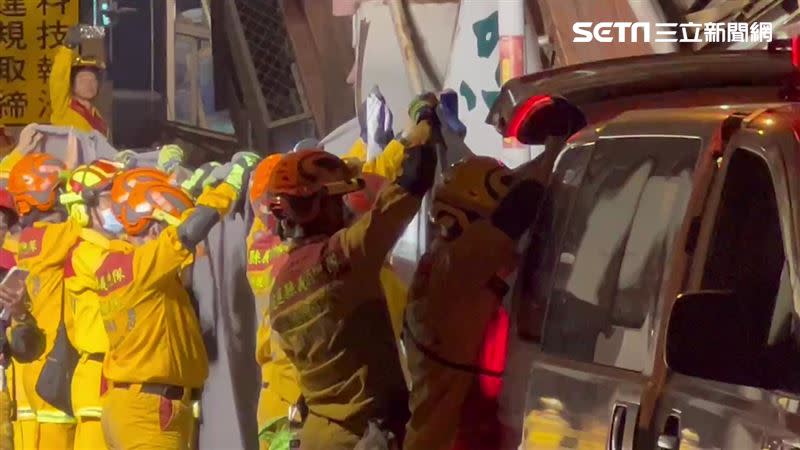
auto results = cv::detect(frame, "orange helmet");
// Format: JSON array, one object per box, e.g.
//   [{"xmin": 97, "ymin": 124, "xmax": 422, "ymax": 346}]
[
  {"xmin": 267, "ymin": 149, "xmax": 363, "ymax": 224},
  {"xmin": 111, "ymin": 180, "xmax": 194, "ymax": 236},
  {"xmin": 110, "ymin": 167, "xmax": 172, "ymax": 206},
  {"xmin": 249, "ymin": 154, "xmax": 283, "ymax": 232},
  {"xmin": 431, "ymin": 156, "xmax": 513, "ymax": 239},
  {"xmin": 8, "ymin": 153, "xmax": 67, "ymax": 216},
  {"xmin": 249, "ymin": 154, "xmax": 283, "ymax": 209}
]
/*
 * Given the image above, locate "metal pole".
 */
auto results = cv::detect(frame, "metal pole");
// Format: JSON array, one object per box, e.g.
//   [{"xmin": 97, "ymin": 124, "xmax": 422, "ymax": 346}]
[
  {"xmin": 498, "ymin": 0, "xmax": 530, "ymax": 168},
  {"xmin": 150, "ymin": 0, "xmax": 155, "ymax": 95},
  {"xmin": 166, "ymin": 0, "xmax": 177, "ymax": 121},
  {"xmin": 388, "ymin": 0, "xmax": 424, "ymax": 96}
]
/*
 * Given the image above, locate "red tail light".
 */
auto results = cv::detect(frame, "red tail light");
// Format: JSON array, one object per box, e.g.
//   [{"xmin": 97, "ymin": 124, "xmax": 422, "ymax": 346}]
[
  {"xmin": 792, "ymin": 36, "xmax": 800, "ymax": 69},
  {"xmin": 506, "ymin": 95, "xmax": 554, "ymax": 139}
]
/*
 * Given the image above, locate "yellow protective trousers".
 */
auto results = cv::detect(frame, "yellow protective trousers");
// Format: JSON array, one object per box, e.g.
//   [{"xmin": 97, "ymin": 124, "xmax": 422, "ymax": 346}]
[
  {"xmin": 101, "ymin": 385, "xmax": 194, "ymax": 450},
  {"xmin": 257, "ymin": 384, "xmax": 294, "ymax": 450},
  {"xmin": 71, "ymin": 357, "xmax": 106, "ymax": 449},
  {"xmin": 13, "ymin": 419, "xmax": 38, "ymax": 450},
  {"xmin": 21, "ymin": 358, "xmax": 76, "ymax": 450},
  {"xmin": 37, "ymin": 423, "xmax": 75, "ymax": 450},
  {"xmin": 75, "ymin": 417, "xmax": 105, "ymax": 450},
  {"xmin": 299, "ymin": 414, "xmax": 361, "ymax": 450},
  {"xmin": 9, "ymin": 364, "xmax": 38, "ymax": 450},
  {"xmin": 0, "ymin": 388, "xmax": 12, "ymax": 450}
]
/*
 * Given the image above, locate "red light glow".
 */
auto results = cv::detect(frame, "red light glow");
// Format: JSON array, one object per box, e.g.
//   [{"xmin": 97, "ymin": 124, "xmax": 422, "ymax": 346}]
[{"xmin": 506, "ymin": 95, "xmax": 554, "ymax": 139}]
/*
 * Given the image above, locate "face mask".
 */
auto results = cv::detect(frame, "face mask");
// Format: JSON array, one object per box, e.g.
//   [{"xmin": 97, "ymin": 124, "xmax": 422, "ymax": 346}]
[{"xmin": 99, "ymin": 208, "xmax": 124, "ymax": 236}]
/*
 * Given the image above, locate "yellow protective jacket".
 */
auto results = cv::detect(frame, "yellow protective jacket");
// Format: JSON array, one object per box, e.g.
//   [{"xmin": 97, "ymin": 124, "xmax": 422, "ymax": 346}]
[
  {"xmin": 64, "ymin": 229, "xmax": 113, "ymax": 418},
  {"xmin": 246, "ymin": 224, "xmax": 299, "ymax": 432},
  {"xmin": 403, "ymin": 220, "xmax": 517, "ymax": 450},
  {"xmin": 404, "ymin": 220, "xmax": 516, "ymax": 450},
  {"xmin": 267, "ymin": 180, "xmax": 424, "ymax": 442},
  {"xmin": 98, "ymin": 183, "xmax": 237, "ymax": 389},
  {"xmin": 344, "ymin": 137, "xmax": 406, "ymax": 183},
  {"xmin": 50, "ymin": 46, "xmax": 108, "ymax": 135},
  {"xmin": 247, "ymin": 137, "xmax": 410, "ymax": 431},
  {"xmin": 15, "ymin": 218, "xmax": 83, "ymax": 424}
]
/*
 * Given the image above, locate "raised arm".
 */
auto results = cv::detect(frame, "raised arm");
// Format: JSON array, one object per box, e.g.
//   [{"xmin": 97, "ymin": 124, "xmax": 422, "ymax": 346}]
[
  {"xmin": 334, "ymin": 119, "xmax": 437, "ymax": 268},
  {"xmin": 135, "ymin": 154, "xmax": 260, "ymax": 289},
  {"xmin": 49, "ymin": 46, "xmax": 76, "ymax": 119}
]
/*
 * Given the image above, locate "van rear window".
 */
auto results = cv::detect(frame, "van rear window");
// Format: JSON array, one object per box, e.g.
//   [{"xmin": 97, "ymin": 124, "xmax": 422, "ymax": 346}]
[{"xmin": 522, "ymin": 136, "xmax": 701, "ymax": 372}]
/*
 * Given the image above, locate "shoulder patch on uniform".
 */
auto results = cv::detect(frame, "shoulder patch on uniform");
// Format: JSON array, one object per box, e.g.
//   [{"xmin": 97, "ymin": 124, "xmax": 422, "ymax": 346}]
[
  {"xmin": 18, "ymin": 226, "xmax": 45, "ymax": 259},
  {"xmin": 95, "ymin": 251, "xmax": 134, "ymax": 296}
]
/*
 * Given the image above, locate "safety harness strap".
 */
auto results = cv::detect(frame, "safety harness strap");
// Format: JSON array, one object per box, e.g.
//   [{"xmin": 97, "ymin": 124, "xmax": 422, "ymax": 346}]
[{"xmin": 402, "ymin": 321, "xmax": 504, "ymax": 378}]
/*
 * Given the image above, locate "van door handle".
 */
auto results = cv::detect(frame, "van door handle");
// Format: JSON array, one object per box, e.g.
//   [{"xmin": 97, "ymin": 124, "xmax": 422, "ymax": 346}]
[
  {"xmin": 657, "ymin": 435, "xmax": 679, "ymax": 450},
  {"xmin": 657, "ymin": 413, "xmax": 681, "ymax": 450},
  {"xmin": 609, "ymin": 404, "xmax": 626, "ymax": 450}
]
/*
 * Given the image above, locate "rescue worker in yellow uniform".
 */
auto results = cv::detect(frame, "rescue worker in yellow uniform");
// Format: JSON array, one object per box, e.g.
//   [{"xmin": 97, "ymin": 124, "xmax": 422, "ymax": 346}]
[
  {"xmin": 262, "ymin": 94, "xmax": 439, "ymax": 450},
  {"xmin": 50, "ymin": 26, "xmax": 108, "ymax": 135},
  {"xmin": 247, "ymin": 139, "xmax": 411, "ymax": 450},
  {"xmin": 0, "ymin": 278, "xmax": 45, "ymax": 450},
  {"xmin": 59, "ymin": 159, "xmax": 125, "ymax": 450},
  {"xmin": 0, "ymin": 159, "xmax": 39, "ymax": 449},
  {"xmin": 0, "ymin": 189, "xmax": 43, "ymax": 450},
  {"xmin": 0, "ymin": 188, "xmax": 47, "ymax": 450},
  {"xmin": 98, "ymin": 153, "xmax": 259, "ymax": 449},
  {"xmin": 403, "ymin": 157, "xmax": 544, "ymax": 450},
  {"xmin": 246, "ymin": 155, "xmax": 300, "ymax": 450},
  {"xmin": 8, "ymin": 153, "xmax": 82, "ymax": 450}
]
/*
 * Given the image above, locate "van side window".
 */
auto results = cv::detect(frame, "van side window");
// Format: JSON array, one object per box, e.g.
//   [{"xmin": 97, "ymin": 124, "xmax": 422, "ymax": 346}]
[
  {"xmin": 534, "ymin": 137, "xmax": 698, "ymax": 372},
  {"xmin": 517, "ymin": 143, "xmax": 593, "ymax": 340},
  {"xmin": 691, "ymin": 149, "xmax": 798, "ymax": 391},
  {"xmin": 700, "ymin": 150, "xmax": 784, "ymax": 298}
]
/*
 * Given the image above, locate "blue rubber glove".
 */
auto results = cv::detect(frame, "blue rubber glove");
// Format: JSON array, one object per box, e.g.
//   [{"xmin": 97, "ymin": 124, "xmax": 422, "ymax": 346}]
[{"xmin": 365, "ymin": 86, "xmax": 394, "ymax": 161}]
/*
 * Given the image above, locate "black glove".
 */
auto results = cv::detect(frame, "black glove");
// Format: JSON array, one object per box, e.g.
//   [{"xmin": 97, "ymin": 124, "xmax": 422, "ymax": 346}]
[
  {"xmin": 491, "ymin": 179, "xmax": 545, "ymax": 240},
  {"xmin": 397, "ymin": 143, "xmax": 437, "ymax": 197},
  {"xmin": 65, "ymin": 26, "xmax": 82, "ymax": 49}
]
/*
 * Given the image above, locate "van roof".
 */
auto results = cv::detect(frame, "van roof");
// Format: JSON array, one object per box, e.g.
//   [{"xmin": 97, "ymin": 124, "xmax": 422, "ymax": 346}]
[
  {"xmin": 568, "ymin": 103, "xmax": 791, "ymax": 146},
  {"xmin": 488, "ymin": 51, "xmax": 796, "ymax": 136}
]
